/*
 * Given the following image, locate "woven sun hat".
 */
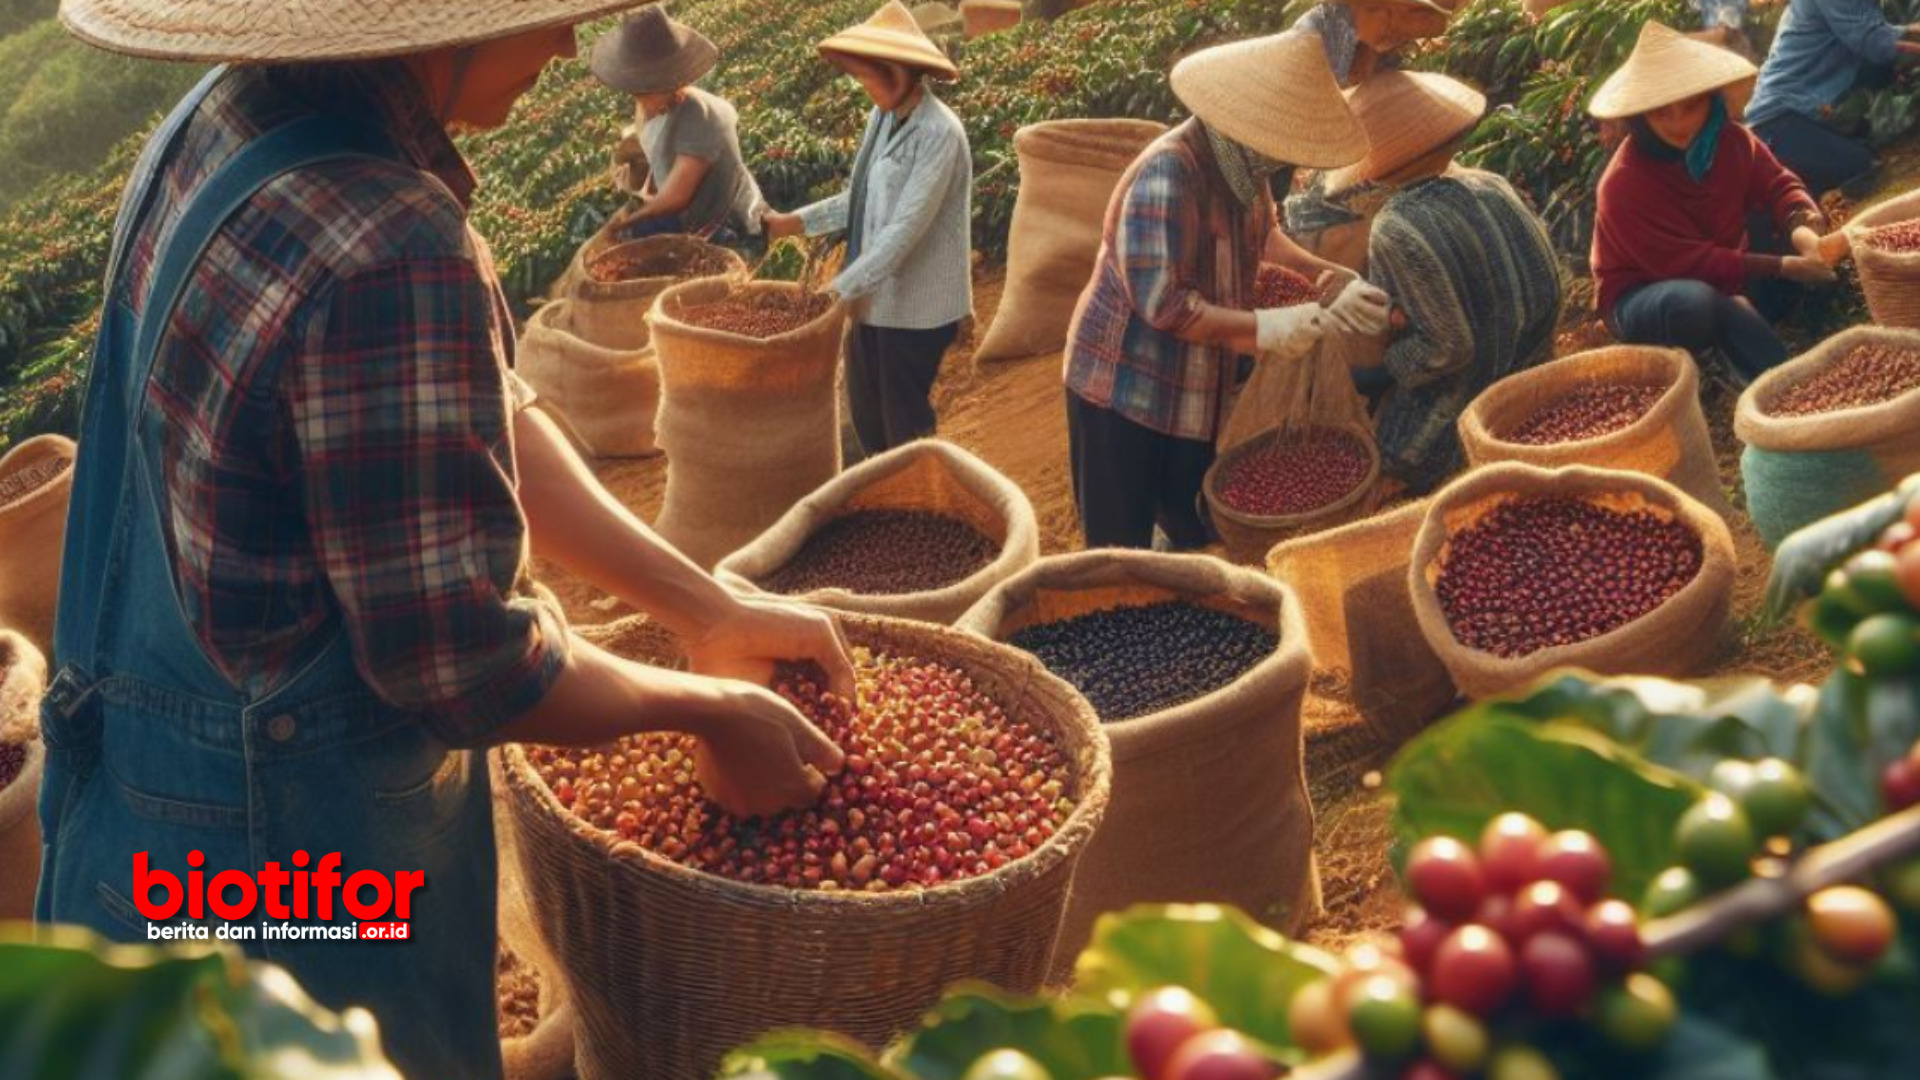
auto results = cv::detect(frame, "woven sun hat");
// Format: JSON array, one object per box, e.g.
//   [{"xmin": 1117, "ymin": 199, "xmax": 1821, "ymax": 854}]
[
  {"xmin": 59, "ymin": 0, "xmax": 650, "ymax": 62},
  {"xmin": 819, "ymin": 1, "xmax": 961, "ymax": 81},
  {"xmin": 1170, "ymin": 32, "xmax": 1368, "ymax": 169},
  {"xmin": 1325, "ymin": 71, "xmax": 1486, "ymax": 193},
  {"xmin": 1588, "ymin": 21, "xmax": 1758, "ymax": 120},
  {"xmin": 591, "ymin": 6, "xmax": 719, "ymax": 96}
]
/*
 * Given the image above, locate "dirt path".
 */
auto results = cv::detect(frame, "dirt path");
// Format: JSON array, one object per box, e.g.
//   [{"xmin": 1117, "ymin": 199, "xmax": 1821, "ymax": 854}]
[{"xmin": 528, "ymin": 266, "xmax": 1828, "ymax": 954}]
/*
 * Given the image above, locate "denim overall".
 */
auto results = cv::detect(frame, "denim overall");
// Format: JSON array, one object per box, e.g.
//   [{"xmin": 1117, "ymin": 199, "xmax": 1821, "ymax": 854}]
[{"xmin": 34, "ymin": 69, "xmax": 502, "ymax": 1080}]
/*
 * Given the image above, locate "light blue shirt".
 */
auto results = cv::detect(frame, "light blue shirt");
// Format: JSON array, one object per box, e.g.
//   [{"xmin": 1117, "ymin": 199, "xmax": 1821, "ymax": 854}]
[
  {"xmin": 796, "ymin": 91, "xmax": 974, "ymax": 330},
  {"xmin": 1746, "ymin": 0, "xmax": 1903, "ymax": 128}
]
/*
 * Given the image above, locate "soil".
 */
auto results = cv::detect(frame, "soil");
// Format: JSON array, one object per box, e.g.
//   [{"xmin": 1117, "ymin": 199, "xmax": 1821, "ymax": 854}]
[
  {"xmin": 527, "ymin": 267, "xmax": 1833, "ymax": 956},
  {"xmin": 0, "ymin": 455, "xmax": 69, "ymax": 506}
]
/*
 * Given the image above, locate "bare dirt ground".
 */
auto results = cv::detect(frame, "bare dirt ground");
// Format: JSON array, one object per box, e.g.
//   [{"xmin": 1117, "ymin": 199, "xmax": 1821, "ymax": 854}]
[{"xmin": 528, "ymin": 265, "xmax": 1832, "ymax": 956}]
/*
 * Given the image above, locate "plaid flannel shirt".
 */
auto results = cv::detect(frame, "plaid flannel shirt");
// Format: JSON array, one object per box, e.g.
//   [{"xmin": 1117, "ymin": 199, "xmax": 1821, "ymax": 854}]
[
  {"xmin": 124, "ymin": 62, "xmax": 565, "ymax": 746},
  {"xmin": 1063, "ymin": 120, "xmax": 1272, "ymax": 442}
]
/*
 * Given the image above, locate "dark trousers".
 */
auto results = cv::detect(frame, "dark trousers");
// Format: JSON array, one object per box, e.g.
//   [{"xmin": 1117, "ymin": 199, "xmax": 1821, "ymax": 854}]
[
  {"xmin": 1066, "ymin": 390, "xmax": 1215, "ymax": 551},
  {"xmin": 847, "ymin": 321, "xmax": 960, "ymax": 456},
  {"xmin": 1611, "ymin": 279, "xmax": 1787, "ymax": 382},
  {"xmin": 1752, "ymin": 111, "xmax": 1877, "ymax": 198}
]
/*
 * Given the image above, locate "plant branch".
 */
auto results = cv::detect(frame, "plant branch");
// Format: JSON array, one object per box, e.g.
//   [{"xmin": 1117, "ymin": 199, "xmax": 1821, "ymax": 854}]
[{"xmin": 1642, "ymin": 803, "xmax": 1920, "ymax": 958}]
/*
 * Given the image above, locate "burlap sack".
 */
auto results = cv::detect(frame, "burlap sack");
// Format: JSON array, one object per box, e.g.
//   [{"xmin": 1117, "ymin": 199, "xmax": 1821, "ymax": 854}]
[
  {"xmin": 547, "ymin": 231, "xmax": 744, "ymax": 314},
  {"xmin": 0, "ymin": 630, "xmax": 47, "ymax": 920},
  {"xmin": 962, "ymin": 0, "xmax": 1023, "ymax": 37},
  {"xmin": 571, "ymin": 236, "xmax": 746, "ymax": 347},
  {"xmin": 649, "ymin": 278, "xmax": 849, "ymax": 569},
  {"xmin": 956, "ymin": 551, "xmax": 1319, "ymax": 973},
  {"xmin": 1409, "ymin": 464, "xmax": 1738, "ymax": 700},
  {"xmin": 1203, "ymin": 422, "xmax": 1381, "ymax": 564},
  {"xmin": 1459, "ymin": 346, "xmax": 1733, "ymax": 521},
  {"xmin": 1845, "ymin": 187, "xmax": 1920, "ymax": 329},
  {"xmin": 0, "ymin": 435, "xmax": 75, "ymax": 658},
  {"xmin": 715, "ymin": 439, "xmax": 1039, "ymax": 624},
  {"xmin": 503, "ymin": 613, "xmax": 1111, "ymax": 1080},
  {"xmin": 519, "ymin": 299, "xmax": 662, "ymax": 459},
  {"xmin": 1267, "ymin": 499, "xmax": 1458, "ymax": 741},
  {"xmin": 973, "ymin": 119, "xmax": 1168, "ymax": 362},
  {"xmin": 1736, "ymin": 325, "xmax": 1920, "ymax": 549}
]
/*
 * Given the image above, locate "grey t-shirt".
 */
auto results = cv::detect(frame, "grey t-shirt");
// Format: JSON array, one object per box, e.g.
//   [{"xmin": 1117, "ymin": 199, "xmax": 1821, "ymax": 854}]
[{"xmin": 639, "ymin": 87, "xmax": 766, "ymax": 235}]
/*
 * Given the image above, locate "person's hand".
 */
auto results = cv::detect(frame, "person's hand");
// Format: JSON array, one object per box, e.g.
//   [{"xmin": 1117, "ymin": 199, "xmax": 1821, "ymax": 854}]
[
  {"xmin": 686, "ymin": 596, "xmax": 857, "ymax": 700},
  {"xmin": 1791, "ymin": 225, "xmax": 1824, "ymax": 260},
  {"xmin": 763, "ymin": 210, "xmax": 805, "ymax": 240},
  {"xmin": 693, "ymin": 679, "xmax": 845, "ymax": 818},
  {"xmin": 1325, "ymin": 278, "xmax": 1391, "ymax": 336},
  {"xmin": 1782, "ymin": 255, "xmax": 1838, "ymax": 286},
  {"xmin": 1255, "ymin": 305, "xmax": 1326, "ymax": 359}
]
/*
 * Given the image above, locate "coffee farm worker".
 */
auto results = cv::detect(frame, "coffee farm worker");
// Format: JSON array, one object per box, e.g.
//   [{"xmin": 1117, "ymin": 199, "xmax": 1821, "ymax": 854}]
[
  {"xmin": 591, "ymin": 6, "xmax": 771, "ymax": 243},
  {"xmin": 1291, "ymin": 0, "xmax": 1456, "ymax": 88},
  {"xmin": 1590, "ymin": 22, "xmax": 1834, "ymax": 385},
  {"xmin": 1746, "ymin": 0, "xmax": 1920, "ymax": 198},
  {"xmin": 1061, "ymin": 34, "xmax": 1380, "ymax": 551},
  {"xmin": 1282, "ymin": 0, "xmax": 1456, "ymax": 274},
  {"xmin": 37, "ymin": 1, "xmax": 852, "ymax": 1077},
  {"xmin": 1333, "ymin": 72, "xmax": 1564, "ymax": 496},
  {"xmin": 762, "ymin": 1, "xmax": 973, "ymax": 457}
]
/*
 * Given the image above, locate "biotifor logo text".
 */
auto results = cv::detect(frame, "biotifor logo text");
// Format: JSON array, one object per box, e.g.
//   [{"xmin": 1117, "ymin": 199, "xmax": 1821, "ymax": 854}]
[{"xmin": 134, "ymin": 850, "xmax": 423, "ymax": 941}]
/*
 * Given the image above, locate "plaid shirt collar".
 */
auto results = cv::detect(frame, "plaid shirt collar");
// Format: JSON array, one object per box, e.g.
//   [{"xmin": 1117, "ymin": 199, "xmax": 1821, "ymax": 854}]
[{"xmin": 315, "ymin": 59, "xmax": 478, "ymax": 209}]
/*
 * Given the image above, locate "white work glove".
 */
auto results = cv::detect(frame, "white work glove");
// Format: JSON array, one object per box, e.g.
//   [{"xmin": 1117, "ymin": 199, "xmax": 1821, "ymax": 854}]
[
  {"xmin": 1255, "ymin": 305, "xmax": 1326, "ymax": 360},
  {"xmin": 1324, "ymin": 278, "xmax": 1391, "ymax": 336}
]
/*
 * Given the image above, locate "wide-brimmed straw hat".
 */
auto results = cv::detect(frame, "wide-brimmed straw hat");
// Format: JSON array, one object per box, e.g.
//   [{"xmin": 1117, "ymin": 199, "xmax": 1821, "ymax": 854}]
[
  {"xmin": 1170, "ymin": 32, "xmax": 1368, "ymax": 169},
  {"xmin": 1588, "ymin": 21, "xmax": 1758, "ymax": 120},
  {"xmin": 59, "ymin": 0, "xmax": 649, "ymax": 62},
  {"xmin": 591, "ymin": 6, "xmax": 719, "ymax": 96},
  {"xmin": 819, "ymin": 1, "xmax": 961, "ymax": 82},
  {"xmin": 1326, "ymin": 71, "xmax": 1486, "ymax": 192}
]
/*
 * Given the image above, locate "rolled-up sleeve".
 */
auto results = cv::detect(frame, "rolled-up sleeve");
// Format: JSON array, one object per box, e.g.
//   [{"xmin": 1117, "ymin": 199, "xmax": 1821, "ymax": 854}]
[
  {"xmin": 292, "ymin": 255, "xmax": 567, "ymax": 747},
  {"xmin": 1117, "ymin": 151, "xmax": 1208, "ymax": 335}
]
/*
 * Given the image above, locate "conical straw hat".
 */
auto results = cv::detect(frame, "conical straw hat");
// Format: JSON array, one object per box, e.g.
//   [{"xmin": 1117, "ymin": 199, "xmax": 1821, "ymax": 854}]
[
  {"xmin": 1170, "ymin": 32, "xmax": 1368, "ymax": 169},
  {"xmin": 60, "ymin": 0, "xmax": 649, "ymax": 62},
  {"xmin": 1588, "ymin": 21, "xmax": 1757, "ymax": 120},
  {"xmin": 1326, "ymin": 71, "xmax": 1485, "ymax": 193},
  {"xmin": 819, "ymin": 0, "xmax": 960, "ymax": 81}
]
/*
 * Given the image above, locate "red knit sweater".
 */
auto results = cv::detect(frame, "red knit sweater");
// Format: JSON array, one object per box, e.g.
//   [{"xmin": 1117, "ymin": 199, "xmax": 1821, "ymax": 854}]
[{"xmin": 1591, "ymin": 122, "xmax": 1821, "ymax": 318}]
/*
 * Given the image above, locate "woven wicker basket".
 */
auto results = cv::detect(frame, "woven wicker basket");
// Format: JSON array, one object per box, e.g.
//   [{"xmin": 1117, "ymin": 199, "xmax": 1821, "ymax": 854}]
[
  {"xmin": 502, "ymin": 613, "xmax": 1111, "ymax": 1080},
  {"xmin": 0, "ymin": 629, "xmax": 47, "ymax": 919},
  {"xmin": 1202, "ymin": 422, "xmax": 1380, "ymax": 564},
  {"xmin": 1847, "ymin": 188, "xmax": 1920, "ymax": 329}
]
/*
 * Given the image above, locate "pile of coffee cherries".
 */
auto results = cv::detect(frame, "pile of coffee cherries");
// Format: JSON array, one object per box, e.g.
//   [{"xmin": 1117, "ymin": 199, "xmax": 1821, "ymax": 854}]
[
  {"xmin": 679, "ymin": 290, "xmax": 834, "ymax": 338},
  {"xmin": 1287, "ymin": 814, "xmax": 1675, "ymax": 1080},
  {"xmin": 1007, "ymin": 601, "xmax": 1277, "ymax": 723},
  {"xmin": 1765, "ymin": 343, "xmax": 1920, "ymax": 418},
  {"xmin": 1255, "ymin": 264, "xmax": 1320, "ymax": 309},
  {"xmin": 1215, "ymin": 430, "xmax": 1373, "ymax": 519},
  {"xmin": 527, "ymin": 649, "xmax": 1075, "ymax": 891},
  {"xmin": 1865, "ymin": 219, "xmax": 1920, "ymax": 254},
  {"xmin": 1504, "ymin": 384, "xmax": 1665, "ymax": 446},
  {"xmin": 761, "ymin": 510, "xmax": 1000, "ymax": 596},
  {"xmin": 1803, "ymin": 491, "xmax": 1920, "ymax": 678},
  {"xmin": 1434, "ymin": 497, "xmax": 1704, "ymax": 659}
]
